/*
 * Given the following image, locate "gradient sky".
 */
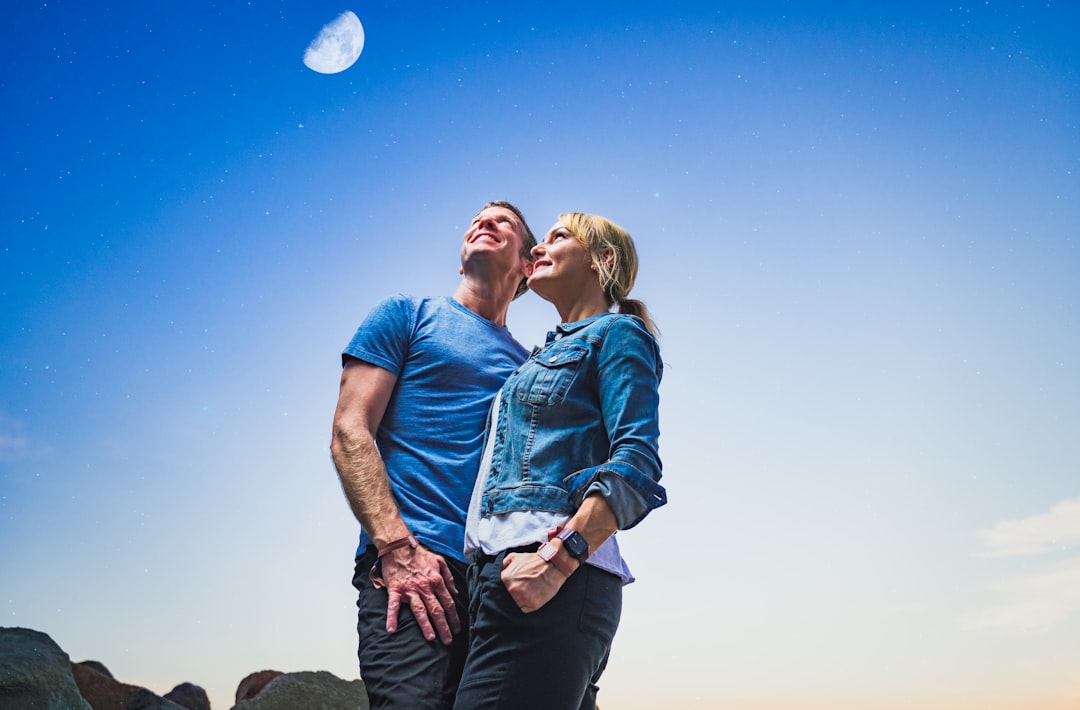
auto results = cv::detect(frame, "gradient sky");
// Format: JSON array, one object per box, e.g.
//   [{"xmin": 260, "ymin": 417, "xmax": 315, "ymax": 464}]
[{"xmin": 2, "ymin": 2, "xmax": 1079, "ymax": 709}]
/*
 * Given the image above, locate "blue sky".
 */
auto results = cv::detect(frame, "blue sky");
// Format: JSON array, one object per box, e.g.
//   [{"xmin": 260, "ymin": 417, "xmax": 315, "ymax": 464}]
[{"xmin": 2, "ymin": 2, "xmax": 1079, "ymax": 708}]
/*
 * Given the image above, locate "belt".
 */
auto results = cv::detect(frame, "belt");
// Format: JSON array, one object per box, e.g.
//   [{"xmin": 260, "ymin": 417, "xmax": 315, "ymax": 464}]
[{"xmin": 473, "ymin": 542, "xmax": 541, "ymax": 566}]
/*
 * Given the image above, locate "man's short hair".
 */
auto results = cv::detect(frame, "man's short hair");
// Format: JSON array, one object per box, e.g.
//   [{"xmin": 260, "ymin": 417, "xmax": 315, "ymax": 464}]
[{"xmin": 482, "ymin": 200, "xmax": 536, "ymax": 299}]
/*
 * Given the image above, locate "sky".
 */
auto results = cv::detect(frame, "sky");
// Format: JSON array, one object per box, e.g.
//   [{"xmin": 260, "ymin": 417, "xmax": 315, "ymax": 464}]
[{"xmin": 2, "ymin": 1, "xmax": 1078, "ymax": 708}]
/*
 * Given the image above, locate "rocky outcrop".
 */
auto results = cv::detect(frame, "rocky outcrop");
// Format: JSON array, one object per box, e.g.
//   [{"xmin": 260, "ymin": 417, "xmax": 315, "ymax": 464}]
[
  {"xmin": 0, "ymin": 627, "xmax": 368, "ymax": 709},
  {"xmin": 235, "ymin": 670, "xmax": 284, "ymax": 704},
  {"xmin": 165, "ymin": 681, "xmax": 212, "ymax": 710},
  {"xmin": 232, "ymin": 671, "xmax": 368, "ymax": 710},
  {"xmin": 78, "ymin": 660, "xmax": 113, "ymax": 678},
  {"xmin": 0, "ymin": 627, "xmax": 90, "ymax": 709},
  {"xmin": 70, "ymin": 659, "xmax": 187, "ymax": 709}
]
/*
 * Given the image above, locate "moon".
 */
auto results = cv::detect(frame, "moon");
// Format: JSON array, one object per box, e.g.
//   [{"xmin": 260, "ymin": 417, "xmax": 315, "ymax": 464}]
[{"xmin": 303, "ymin": 11, "xmax": 364, "ymax": 74}]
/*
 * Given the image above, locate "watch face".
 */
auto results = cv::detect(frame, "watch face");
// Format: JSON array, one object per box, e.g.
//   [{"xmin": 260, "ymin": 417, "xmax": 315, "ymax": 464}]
[{"xmin": 559, "ymin": 530, "xmax": 589, "ymax": 560}]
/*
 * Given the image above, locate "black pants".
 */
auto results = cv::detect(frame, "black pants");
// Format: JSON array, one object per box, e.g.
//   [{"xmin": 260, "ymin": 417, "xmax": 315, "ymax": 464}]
[
  {"xmin": 352, "ymin": 547, "xmax": 471, "ymax": 710},
  {"xmin": 453, "ymin": 549, "xmax": 622, "ymax": 710}
]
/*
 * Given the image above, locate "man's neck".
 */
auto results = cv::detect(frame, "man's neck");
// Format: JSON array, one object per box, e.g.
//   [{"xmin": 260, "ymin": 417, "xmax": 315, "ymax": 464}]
[{"xmin": 452, "ymin": 277, "xmax": 517, "ymax": 326}]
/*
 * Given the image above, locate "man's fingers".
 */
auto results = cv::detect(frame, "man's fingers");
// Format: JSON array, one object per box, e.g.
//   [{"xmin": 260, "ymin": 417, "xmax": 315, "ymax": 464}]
[
  {"xmin": 433, "ymin": 560, "xmax": 462, "ymax": 634},
  {"xmin": 385, "ymin": 589, "xmax": 402, "ymax": 634},
  {"xmin": 409, "ymin": 595, "xmax": 438, "ymax": 643},
  {"xmin": 381, "ymin": 549, "xmax": 459, "ymax": 643},
  {"xmin": 432, "ymin": 587, "xmax": 461, "ymax": 636},
  {"xmin": 444, "ymin": 597, "xmax": 461, "ymax": 635},
  {"xmin": 419, "ymin": 591, "xmax": 455, "ymax": 645},
  {"xmin": 438, "ymin": 556, "xmax": 459, "ymax": 596}
]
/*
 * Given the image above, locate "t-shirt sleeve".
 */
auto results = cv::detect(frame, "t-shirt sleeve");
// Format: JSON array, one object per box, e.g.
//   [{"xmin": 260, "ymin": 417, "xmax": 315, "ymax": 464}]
[{"xmin": 341, "ymin": 295, "xmax": 416, "ymax": 375}]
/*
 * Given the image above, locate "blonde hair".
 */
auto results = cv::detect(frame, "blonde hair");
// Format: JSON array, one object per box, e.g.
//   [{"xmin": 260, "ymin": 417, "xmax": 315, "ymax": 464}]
[{"xmin": 558, "ymin": 212, "xmax": 658, "ymax": 336}]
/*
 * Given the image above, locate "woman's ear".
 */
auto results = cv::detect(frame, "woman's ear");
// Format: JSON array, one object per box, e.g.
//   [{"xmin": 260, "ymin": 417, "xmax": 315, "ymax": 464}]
[{"xmin": 599, "ymin": 246, "xmax": 616, "ymax": 268}]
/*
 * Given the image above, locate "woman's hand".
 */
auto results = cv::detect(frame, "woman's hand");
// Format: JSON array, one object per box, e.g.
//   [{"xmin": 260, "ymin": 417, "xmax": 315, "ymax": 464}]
[{"xmin": 500, "ymin": 550, "xmax": 576, "ymax": 613}]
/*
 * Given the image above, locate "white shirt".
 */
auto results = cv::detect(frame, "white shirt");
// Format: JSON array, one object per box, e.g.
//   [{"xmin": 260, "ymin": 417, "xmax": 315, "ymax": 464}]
[{"xmin": 464, "ymin": 391, "xmax": 634, "ymax": 584}]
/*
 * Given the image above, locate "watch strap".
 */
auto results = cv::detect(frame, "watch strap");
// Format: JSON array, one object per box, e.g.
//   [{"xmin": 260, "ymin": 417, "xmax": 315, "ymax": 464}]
[{"xmin": 537, "ymin": 541, "xmax": 577, "ymax": 577}]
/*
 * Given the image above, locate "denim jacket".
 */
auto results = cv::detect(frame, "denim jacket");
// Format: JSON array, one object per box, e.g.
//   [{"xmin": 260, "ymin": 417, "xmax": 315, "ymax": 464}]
[{"xmin": 479, "ymin": 312, "xmax": 667, "ymax": 529}]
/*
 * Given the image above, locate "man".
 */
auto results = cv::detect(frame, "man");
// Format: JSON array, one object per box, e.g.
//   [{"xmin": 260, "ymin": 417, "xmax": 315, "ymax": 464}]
[{"xmin": 330, "ymin": 201, "xmax": 536, "ymax": 709}]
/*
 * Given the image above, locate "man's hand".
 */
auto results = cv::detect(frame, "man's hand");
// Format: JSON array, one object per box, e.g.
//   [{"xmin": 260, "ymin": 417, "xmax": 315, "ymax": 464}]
[
  {"xmin": 381, "ymin": 545, "xmax": 461, "ymax": 645},
  {"xmin": 332, "ymin": 361, "xmax": 460, "ymax": 644},
  {"xmin": 500, "ymin": 550, "xmax": 575, "ymax": 614}
]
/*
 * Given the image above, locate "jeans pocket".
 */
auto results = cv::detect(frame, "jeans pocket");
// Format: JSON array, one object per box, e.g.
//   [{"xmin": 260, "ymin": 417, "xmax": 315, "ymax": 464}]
[{"xmin": 576, "ymin": 566, "xmax": 623, "ymax": 643}]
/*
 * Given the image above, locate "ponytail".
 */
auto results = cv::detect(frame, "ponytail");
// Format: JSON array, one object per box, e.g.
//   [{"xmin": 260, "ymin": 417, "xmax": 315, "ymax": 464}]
[{"xmin": 617, "ymin": 297, "xmax": 659, "ymax": 337}]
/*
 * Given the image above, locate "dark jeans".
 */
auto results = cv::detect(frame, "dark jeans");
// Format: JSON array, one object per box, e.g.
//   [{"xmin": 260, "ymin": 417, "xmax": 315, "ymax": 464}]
[
  {"xmin": 352, "ymin": 547, "xmax": 471, "ymax": 710},
  {"xmin": 453, "ymin": 548, "xmax": 622, "ymax": 710}
]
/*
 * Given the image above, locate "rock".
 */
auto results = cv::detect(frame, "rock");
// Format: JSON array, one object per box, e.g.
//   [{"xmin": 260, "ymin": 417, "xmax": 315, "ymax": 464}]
[
  {"xmin": 231, "ymin": 671, "xmax": 368, "ymax": 710},
  {"xmin": 3, "ymin": 627, "xmax": 369, "ymax": 710},
  {"xmin": 0, "ymin": 626, "xmax": 91, "ymax": 710},
  {"xmin": 164, "ymin": 682, "xmax": 211, "ymax": 710},
  {"xmin": 234, "ymin": 670, "xmax": 283, "ymax": 703},
  {"xmin": 70, "ymin": 660, "xmax": 186, "ymax": 709},
  {"xmin": 77, "ymin": 660, "xmax": 113, "ymax": 679}
]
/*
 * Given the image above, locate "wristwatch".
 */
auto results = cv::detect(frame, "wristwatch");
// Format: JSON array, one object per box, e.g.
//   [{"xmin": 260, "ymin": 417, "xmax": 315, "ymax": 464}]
[
  {"xmin": 554, "ymin": 528, "xmax": 590, "ymax": 562},
  {"xmin": 537, "ymin": 528, "xmax": 588, "ymax": 577}
]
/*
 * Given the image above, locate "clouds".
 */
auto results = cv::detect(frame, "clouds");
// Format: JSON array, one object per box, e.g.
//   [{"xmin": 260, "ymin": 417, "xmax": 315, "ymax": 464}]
[
  {"xmin": 961, "ymin": 498, "xmax": 1080, "ymax": 632},
  {"xmin": 978, "ymin": 498, "xmax": 1080, "ymax": 558}
]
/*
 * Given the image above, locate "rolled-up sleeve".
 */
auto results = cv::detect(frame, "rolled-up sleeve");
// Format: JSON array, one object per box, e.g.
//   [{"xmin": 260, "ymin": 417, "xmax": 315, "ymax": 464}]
[{"xmin": 564, "ymin": 317, "xmax": 666, "ymax": 528}]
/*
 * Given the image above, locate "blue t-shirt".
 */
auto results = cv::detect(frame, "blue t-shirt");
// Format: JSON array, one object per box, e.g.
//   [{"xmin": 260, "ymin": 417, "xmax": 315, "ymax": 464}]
[{"xmin": 342, "ymin": 295, "xmax": 529, "ymax": 562}]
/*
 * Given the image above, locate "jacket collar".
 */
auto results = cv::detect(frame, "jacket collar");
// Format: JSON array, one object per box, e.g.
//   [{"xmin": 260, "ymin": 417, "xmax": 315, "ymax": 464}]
[{"xmin": 552, "ymin": 312, "xmax": 612, "ymax": 337}]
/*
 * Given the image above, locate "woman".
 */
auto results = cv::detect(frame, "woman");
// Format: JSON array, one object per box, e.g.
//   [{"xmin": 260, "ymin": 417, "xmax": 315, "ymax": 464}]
[{"xmin": 455, "ymin": 212, "xmax": 666, "ymax": 709}]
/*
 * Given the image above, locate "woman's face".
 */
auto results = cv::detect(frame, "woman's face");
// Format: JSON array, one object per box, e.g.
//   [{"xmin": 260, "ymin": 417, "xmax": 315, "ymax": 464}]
[{"xmin": 527, "ymin": 221, "xmax": 596, "ymax": 299}]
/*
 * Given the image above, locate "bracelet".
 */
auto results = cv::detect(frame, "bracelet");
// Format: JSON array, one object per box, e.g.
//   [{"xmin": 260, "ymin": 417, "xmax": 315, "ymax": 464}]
[
  {"xmin": 369, "ymin": 534, "xmax": 419, "ymax": 589},
  {"xmin": 377, "ymin": 534, "xmax": 419, "ymax": 558}
]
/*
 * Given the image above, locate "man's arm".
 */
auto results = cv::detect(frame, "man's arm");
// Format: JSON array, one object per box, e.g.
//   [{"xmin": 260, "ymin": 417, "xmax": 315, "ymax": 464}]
[{"xmin": 330, "ymin": 357, "xmax": 461, "ymax": 644}]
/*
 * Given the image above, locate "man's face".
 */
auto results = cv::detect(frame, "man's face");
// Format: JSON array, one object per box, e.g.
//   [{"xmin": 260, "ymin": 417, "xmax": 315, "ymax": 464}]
[{"xmin": 461, "ymin": 205, "xmax": 530, "ymax": 274}]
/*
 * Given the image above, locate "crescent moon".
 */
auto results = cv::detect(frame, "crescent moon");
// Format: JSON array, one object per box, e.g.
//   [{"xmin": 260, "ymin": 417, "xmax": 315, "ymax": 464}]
[{"xmin": 303, "ymin": 11, "xmax": 365, "ymax": 74}]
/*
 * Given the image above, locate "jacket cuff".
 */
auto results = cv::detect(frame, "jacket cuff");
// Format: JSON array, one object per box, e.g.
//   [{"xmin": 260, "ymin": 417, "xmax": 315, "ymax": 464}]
[{"xmin": 566, "ymin": 462, "xmax": 666, "ymax": 529}]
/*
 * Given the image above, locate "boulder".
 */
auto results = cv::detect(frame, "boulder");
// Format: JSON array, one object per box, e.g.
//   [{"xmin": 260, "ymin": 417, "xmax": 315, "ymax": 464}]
[
  {"xmin": 235, "ymin": 670, "xmax": 283, "ymax": 703},
  {"xmin": 232, "ymin": 671, "xmax": 368, "ymax": 710},
  {"xmin": 70, "ymin": 660, "xmax": 186, "ymax": 709},
  {"xmin": 164, "ymin": 681, "xmax": 211, "ymax": 710},
  {"xmin": 78, "ymin": 660, "xmax": 113, "ymax": 678},
  {"xmin": 0, "ymin": 626, "xmax": 90, "ymax": 709}
]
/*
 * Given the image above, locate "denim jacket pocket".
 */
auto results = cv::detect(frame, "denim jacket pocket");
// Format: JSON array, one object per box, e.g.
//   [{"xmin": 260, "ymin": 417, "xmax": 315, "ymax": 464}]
[{"xmin": 516, "ymin": 342, "xmax": 588, "ymax": 406}]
